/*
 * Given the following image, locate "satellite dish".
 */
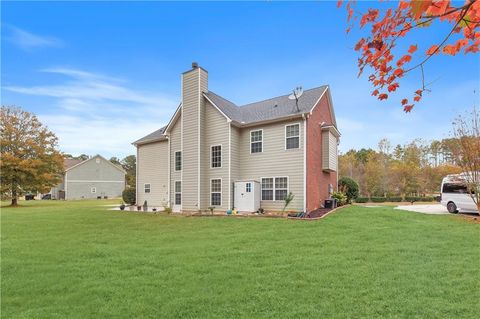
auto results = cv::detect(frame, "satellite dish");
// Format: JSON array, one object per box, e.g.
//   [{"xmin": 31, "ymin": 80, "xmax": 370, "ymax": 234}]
[{"xmin": 288, "ymin": 86, "xmax": 303, "ymax": 112}]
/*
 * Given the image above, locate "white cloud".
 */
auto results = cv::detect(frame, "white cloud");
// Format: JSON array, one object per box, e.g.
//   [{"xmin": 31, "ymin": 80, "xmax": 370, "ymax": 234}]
[
  {"xmin": 5, "ymin": 68, "xmax": 178, "ymax": 157},
  {"xmin": 6, "ymin": 25, "xmax": 63, "ymax": 50}
]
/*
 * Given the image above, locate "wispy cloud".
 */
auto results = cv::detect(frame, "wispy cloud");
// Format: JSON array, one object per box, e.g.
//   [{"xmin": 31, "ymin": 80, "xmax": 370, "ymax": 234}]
[
  {"xmin": 6, "ymin": 25, "xmax": 63, "ymax": 50},
  {"xmin": 4, "ymin": 68, "xmax": 178, "ymax": 157}
]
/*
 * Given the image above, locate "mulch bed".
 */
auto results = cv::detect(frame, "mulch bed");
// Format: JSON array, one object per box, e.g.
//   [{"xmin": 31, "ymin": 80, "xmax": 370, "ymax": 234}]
[{"xmin": 287, "ymin": 206, "xmax": 346, "ymax": 220}]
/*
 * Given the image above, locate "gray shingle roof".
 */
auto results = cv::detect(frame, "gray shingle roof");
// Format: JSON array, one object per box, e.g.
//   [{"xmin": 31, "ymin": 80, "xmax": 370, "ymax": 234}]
[
  {"xmin": 205, "ymin": 85, "xmax": 328, "ymax": 124},
  {"xmin": 133, "ymin": 126, "xmax": 167, "ymax": 145},
  {"xmin": 134, "ymin": 85, "xmax": 329, "ymax": 145},
  {"xmin": 64, "ymin": 158, "xmax": 84, "ymax": 170}
]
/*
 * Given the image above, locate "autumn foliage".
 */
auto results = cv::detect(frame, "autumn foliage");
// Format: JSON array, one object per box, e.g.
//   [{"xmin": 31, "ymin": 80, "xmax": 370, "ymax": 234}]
[
  {"xmin": 338, "ymin": 0, "xmax": 480, "ymax": 111},
  {"xmin": 0, "ymin": 106, "xmax": 64, "ymax": 206}
]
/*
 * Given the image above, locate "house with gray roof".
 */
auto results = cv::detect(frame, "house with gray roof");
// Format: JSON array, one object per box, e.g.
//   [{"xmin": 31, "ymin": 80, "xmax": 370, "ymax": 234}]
[
  {"xmin": 49, "ymin": 155, "xmax": 126, "ymax": 200},
  {"xmin": 133, "ymin": 63, "xmax": 339, "ymax": 213}
]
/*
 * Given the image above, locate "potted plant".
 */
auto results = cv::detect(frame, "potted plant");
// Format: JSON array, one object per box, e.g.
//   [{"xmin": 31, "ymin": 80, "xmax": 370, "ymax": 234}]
[
  {"xmin": 119, "ymin": 203, "xmax": 125, "ymax": 211},
  {"xmin": 137, "ymin": 205, "xmax": 141, "ymax": 211}
]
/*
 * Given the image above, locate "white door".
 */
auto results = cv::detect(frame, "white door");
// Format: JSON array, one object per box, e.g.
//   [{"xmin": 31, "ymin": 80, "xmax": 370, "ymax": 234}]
[{"xmin": 235, "ymin": 182, "xmax": 254, "ymax": 212}]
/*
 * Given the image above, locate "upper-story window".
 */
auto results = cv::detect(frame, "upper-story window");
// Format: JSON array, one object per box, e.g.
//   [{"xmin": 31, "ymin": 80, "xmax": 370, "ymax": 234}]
[
  {"xmin": 144, "ymin": 183, "xmax": 151, "ymax": 193},
  {"xmin": 251, "ymin": 130, "xmax": 263, "ymax": 153},
  {"xmin": 211, "ymin": 145, "xmax": 222, "ymax": 168},
  {"xmin": 285, "ymin": 124, "xmax": 300, "ymax": 149},
  {"xmin": 175, "ymin": 151, "xmax": 182, "ymax": 171}
]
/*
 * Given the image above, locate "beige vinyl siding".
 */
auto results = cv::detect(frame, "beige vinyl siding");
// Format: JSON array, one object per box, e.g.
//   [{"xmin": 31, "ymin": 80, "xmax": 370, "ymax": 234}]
[
  {"xmin": 201, "ymin": 101, "xmax": 230, "ymax": 210},
  {"xmin": 65, "ymin": 156, "xmax": 125, "ymax": 200},
  {"xmin": 137, "ymin": 141, "xmax": 168, "ymax": 207},
  {"xmin": 169, "ymin": 113, "xmax": 182, "ymax": 206},
  {"xmin": 238, "ymin": 120, "xmax": 304, "ymax": 211},
  {"xmin": 180, "ymin": 68, "xmax": 208, "ymax": 211},
  {"xmin": 322, "ymin": 131, "xmax": 337, "ymax": 171}
]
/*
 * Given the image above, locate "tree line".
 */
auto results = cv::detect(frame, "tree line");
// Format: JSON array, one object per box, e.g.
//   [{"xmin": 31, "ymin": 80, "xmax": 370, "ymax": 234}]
[{"xmin": 339, "ymin": 138, "xmax": 462, "ymax": 198}]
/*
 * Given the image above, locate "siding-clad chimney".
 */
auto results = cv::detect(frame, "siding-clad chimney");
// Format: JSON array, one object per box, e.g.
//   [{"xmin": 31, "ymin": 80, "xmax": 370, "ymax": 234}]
[{"xmin": 181, "ymin": 63, "xmax": 208, "ymax": 211}]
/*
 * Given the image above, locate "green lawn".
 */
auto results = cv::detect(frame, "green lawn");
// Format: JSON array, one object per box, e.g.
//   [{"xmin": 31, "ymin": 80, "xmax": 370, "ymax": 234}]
[{"xmin": 1, "ymin": 200, "xmax": 479, "ymax": 318}]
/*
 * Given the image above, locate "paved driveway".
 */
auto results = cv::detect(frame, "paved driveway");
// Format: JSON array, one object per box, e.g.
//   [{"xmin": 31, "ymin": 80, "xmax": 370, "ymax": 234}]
[{"xmin": 395, "ymin": 204, "xmax": 449, "ymax": 215}]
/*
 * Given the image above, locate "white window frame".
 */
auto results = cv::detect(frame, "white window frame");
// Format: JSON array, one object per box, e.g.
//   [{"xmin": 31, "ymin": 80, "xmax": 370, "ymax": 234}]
[
  {"xmin": 174, "ymin": 181, "xmax": 182, "ymax": 205},
  {"xmin": 144, "ymin": 183, "xmax": 151, "ymax": 194},
  {"xmin": 285, "ymin": 123, "xmax": 300, "ymax": 150},
  {"xmin": 261, "ymin": 177, "xmax": 274, "ymax": 201},
  {"xmin": 274, "ymin": 177, "xmax": 289, "ymax": 201},
  {"xmin": 91, "ymin": 187, "xmax": 97, "ymax": 194},
  {"xmin": 210, "ymin": 144, "xmax": 222, "ymax": 168},
  {"xmin": 174, "ymin": 151, "xmax": 182, "ymax": 171},
  {"xmin": 210, "ymin": 178, "xmax": 222, "ymax": 206},
  {"xmin": 261, "ymin": 176, "xmax": 289, "ymax": 201},
  {"xmin": 250, "ymin": 129, "xmax": 263, "ymax": 154}
]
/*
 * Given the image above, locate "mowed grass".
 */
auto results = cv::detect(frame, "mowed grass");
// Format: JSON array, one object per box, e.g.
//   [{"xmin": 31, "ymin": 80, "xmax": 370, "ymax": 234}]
[{"xmin": 1, "ymin": 200, "xmax": 479, "ymax": 318}]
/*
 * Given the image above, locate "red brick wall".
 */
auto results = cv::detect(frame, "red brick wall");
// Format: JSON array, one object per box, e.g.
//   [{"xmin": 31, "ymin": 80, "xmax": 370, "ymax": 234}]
[{"xmin": 306, "ymin": 90, "xmax": 337, "ymax": 212}]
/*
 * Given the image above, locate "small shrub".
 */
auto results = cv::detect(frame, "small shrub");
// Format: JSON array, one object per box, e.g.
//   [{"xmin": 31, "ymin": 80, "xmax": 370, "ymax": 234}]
[
  {"xmin": 164, "ymin": 207, "xmax": 172, "ymax": 214},
  {"xmin": 405, "ymin": 196, "xmax": 435, "ymax": 202},
  {"xmin": 355, "ymin": 197, "xmax": 369, "ymax": 203},
  {"xmin": 122, "ymin": 188, "xmax": 136, "ymax": 205},
  {"xmin": 331, "ymin": 191, "xmax": 347, "ymax": 206},
  {"xmin": 386, "ymin": 197, "xmax": 403, "ymax": 202},
  {"xmin": 370, "ymin": 197, "xmax": 386, "ymax": 203},
  {"xmin": 283, "ymin": 192, "xmax": 295, "ymax": 211},
  {"xmin": 338, "ymin": 177, "xmax": 359, "ymax": 203}
]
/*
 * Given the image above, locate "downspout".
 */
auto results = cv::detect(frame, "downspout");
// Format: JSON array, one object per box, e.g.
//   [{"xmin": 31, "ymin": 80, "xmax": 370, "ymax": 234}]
[
  {"xmin": 302, "ymin": 113, "xmax": 307, "ymax": 213},
  {"xmin": 228, "ymin": 120, "xmax": 232, "ymax": 209},
  {"xmin": 167, "ymin": 135, "xmax": 171, "ymax": 207},
  {"xmin": 135, "ymin": 146, "xmax": 138, "ymax": 205}
]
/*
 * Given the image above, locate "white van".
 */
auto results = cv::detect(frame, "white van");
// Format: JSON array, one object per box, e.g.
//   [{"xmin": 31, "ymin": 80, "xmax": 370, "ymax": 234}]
[{"xmin": 440, "ymin": 174, "xmax": 479, "ymax": 214}]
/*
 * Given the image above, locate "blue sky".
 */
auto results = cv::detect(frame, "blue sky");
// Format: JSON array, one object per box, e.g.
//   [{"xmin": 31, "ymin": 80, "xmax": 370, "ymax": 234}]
[{"xmin": 2, "ymin": 1, "xmax": 479, "ymax": 158}]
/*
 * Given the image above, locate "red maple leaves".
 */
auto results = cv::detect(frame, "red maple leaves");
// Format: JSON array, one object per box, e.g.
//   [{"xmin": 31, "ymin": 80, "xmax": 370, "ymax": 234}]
[{"xmin": 339, "ymin": 0, "xmax": 480, "ymax": 111}]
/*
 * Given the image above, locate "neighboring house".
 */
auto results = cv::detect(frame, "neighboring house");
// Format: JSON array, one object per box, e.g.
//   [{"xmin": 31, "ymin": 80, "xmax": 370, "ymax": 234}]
[
  {"xmin": 133, "ymin": 63, "xmax": 339, "ymax": 213},
  {"xmin": 50, "ymin": 155, "xmax": 126, "ymax": 200}
]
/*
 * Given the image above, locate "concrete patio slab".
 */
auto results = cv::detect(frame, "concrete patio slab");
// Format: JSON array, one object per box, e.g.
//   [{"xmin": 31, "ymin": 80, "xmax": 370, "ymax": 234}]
[{"xmin": 395, "ymin": 204, "xmax": 448, "ymax": 215}]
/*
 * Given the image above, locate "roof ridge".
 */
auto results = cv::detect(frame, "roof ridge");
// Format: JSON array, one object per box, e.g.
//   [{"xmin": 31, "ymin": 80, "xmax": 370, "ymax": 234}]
[{"xmin": 239, "ymin": 85, "xmax": 327, "ymax": 108}]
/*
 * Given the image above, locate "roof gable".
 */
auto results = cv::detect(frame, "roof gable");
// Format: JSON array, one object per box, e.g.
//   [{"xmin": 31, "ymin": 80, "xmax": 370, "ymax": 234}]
[
  {"xmin": 133, "ymin": 85, "xmax": 336, "ymax": 144},
  {"xmin": 204, "ymin": 86, "xmax": 329, "ymax": 126},
  {"xmin": 66, "ymin": 155, "xmax": 126, "ymax": 174}
]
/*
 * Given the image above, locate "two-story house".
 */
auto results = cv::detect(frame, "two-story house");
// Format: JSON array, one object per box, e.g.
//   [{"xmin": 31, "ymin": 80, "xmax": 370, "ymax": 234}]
[
  {"xmin": 133, "ymin": 63, "xmax": 339, "ymax": 213},
  {"xmin": 49, "ymin": 155, "xmax": 126, "ymax": 200}
]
